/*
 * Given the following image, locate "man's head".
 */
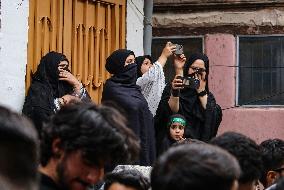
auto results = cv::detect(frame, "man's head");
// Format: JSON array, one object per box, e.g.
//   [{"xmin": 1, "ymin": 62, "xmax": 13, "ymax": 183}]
[
  {"xmin": 104, "ymin": 169, "xmax": 150, "ymax": 190},
  {"xmin": 0, "ymin": 106, "xmax": 39, "ymax": 190},
  {"xmin": 151, "ymin": 143, "xmax": 240, "ymax": 190},
  {"xmin": 260, "ymin": 139, "xmax": 284, "ymax": 188},
  {"xmin": 40, "ymin": 102, "xmax": 140, "ymax": 190},
  {"xmin": 210, "ymin": 132, "xmax": 263, "ymax": 190}
]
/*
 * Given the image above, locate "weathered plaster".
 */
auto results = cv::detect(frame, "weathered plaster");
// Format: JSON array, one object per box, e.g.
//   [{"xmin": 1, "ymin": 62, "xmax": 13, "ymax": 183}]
[{"xmin": 153, "ymin": 9, "xmax": 284, "ymax": 28}]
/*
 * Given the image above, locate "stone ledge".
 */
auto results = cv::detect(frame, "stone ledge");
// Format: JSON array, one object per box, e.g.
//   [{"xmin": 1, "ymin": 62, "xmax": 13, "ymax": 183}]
[
  {"xmin": 154, "ymin": 0, "xmax": 284, "ymax": 12},
  {"xmin": 153, "ymin": 9, "xmax": 284, "ymax": 29}
]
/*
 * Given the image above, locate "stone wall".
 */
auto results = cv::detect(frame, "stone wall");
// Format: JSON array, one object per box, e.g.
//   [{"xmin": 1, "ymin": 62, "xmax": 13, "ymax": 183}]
[{"xmin": 153, "ymin": 0, "xmax": 284, "ymax": 36}]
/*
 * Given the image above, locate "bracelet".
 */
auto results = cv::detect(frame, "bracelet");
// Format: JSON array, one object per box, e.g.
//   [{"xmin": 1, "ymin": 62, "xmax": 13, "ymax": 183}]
[{"xmin": 197, "ymin": 90, "xmax": 207, "ymax": 97}]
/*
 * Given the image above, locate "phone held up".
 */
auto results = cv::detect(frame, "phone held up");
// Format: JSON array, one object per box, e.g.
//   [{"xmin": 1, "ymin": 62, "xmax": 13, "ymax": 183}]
[{"xmin": 169, "ymin": 42, "xmax": 184, "ymax": 56}]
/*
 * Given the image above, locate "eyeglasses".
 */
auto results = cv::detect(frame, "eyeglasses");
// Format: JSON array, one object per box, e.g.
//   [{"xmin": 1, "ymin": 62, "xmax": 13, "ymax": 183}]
[{"xmin": 190, "ymin": 67, "xmax": 206, "ymax": 74}]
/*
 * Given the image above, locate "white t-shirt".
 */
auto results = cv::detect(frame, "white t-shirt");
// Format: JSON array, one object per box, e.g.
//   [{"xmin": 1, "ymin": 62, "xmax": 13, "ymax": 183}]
[{"xmin": 136, "ymin": 61, "xmax": 166, "ymax": 117}]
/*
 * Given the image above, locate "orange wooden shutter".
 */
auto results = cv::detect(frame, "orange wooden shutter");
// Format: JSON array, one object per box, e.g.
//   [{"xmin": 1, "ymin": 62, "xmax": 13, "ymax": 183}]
[{"xmin": 27, "ymin": 0, "xmax": 126, "ymax": 103}]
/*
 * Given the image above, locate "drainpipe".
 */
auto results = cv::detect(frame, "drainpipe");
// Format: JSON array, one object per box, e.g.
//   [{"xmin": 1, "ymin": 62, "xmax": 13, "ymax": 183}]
[{"xmin": 143, "ymin": 0, "xmax": 153, "ymax": 55}]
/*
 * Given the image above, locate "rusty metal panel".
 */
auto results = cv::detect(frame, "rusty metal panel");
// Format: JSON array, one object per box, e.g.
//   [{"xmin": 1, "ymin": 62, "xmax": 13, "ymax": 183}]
[{"xmin": 27, "ymin": 0, "xmax": 126, "ymax": 103}]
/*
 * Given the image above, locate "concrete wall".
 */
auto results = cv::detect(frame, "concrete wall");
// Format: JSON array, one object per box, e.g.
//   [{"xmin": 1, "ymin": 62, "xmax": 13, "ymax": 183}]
[
  {"xmin": 205, "ymin": 34, "xmax": 284, "ymax": 143},
  {"xmin": 126, "ymin": 0, "xmax": 144, "ymax": 56},
  {"xmin": 0, "ymin": 0, "xmax": 29, "ymax": 112},
  {"xmin": 153, "ymin": 1, "xmax": 284, "ymax": 142}
]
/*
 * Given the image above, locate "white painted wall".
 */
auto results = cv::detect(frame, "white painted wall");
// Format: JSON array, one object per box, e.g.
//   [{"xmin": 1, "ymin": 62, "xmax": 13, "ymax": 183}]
[
  {"xmin": 0, "ymin": 0, "xmax": 29, "ymax": 112},
  {"xmin": 126, "ymin": 0, "xmax": 144, "ymax": 56}
]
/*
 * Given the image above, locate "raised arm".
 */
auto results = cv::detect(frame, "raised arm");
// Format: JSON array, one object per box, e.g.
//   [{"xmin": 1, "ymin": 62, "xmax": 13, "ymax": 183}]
[
  {"xmin": 157, "ymin": 42, "xmax": 176, "ymax": 67},
  {"xmin": 168, "ymin": 55, "xmax": 187, "ymax": 113}
]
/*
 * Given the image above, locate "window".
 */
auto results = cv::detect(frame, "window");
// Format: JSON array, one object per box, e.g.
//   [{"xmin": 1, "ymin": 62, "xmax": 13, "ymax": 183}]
[
  {"xmin": 238, "ymin": 36, "xmax": 284, "ymax": 106},
  {"xmin": 152, "ymin": 37, "xmax": 203, "ymax": 83}
]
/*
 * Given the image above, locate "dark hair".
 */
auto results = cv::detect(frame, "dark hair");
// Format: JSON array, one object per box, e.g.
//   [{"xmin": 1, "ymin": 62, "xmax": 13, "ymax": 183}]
[
  {"xmin": 172, "ymin": 138, "xmax": 205, "ymax": 147},
  {"xmin": 0, "ymin": 106, "xmax": 38, "ymax": 189},
  {"xmin": 104, "ymin": 169, "xmax": 150, "ymax": 190},
  {"xmin": 259, "ymin": 139, "xmax": 284, "ymax": 186},
  {"xmin": 151, "ymin": 144, "xmax": 240, "ymax": 190},
  {"xmin": 135, "ymin": 55, "xmax": 152, "ymax": 78},
  {"xmin": 210, "ymin": 132, "xmax": 263, "ymax": 184},
  {"xmin": 40, "ymin": 102, "xmax": 140, "ymax": 167}
]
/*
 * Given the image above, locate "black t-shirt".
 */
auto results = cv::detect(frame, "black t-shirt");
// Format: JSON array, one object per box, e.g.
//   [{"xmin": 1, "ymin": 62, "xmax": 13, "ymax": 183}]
[{"xmin": 39, "ymin": 173, "xmax": 60, "ymax": 190}]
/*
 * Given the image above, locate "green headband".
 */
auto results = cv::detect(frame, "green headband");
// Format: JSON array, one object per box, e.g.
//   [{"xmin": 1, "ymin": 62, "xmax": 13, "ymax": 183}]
[{"xmin": 168, "ymin": 117, "xmax": 186, "ymax": 127}]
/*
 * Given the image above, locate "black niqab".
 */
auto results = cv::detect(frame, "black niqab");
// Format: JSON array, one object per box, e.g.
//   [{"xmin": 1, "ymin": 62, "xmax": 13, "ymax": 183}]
[
  {"xmin": 105, "ymin": 49, "xmax": 134, "ymax": 75},
  {"xmin": 102, "ymin": 49, "xmax": 156, "ymax": 166},
  {"xmin": 22, "ymin": 51, "xmax": 73, "ymax": 133}
]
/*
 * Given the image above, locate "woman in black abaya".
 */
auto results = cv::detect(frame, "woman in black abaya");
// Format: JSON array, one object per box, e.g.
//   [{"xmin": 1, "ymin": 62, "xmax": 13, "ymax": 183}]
[
  {"xmin": 102, "ymin": 49, "xmax": 156, "ymax": 166},
  {"xmin": 22, "ymin": 51, "xmax": 90, "ymax": 134},
  {"xmin": 155, "ymin": 53, "xmax": 222, "ymax": 156}
]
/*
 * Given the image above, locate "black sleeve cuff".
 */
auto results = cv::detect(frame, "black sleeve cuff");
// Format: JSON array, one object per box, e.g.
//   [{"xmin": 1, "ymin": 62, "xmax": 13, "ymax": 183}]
[{"xmin": 171, "ymin": 89, "xmax": 180, "ymax": 97}]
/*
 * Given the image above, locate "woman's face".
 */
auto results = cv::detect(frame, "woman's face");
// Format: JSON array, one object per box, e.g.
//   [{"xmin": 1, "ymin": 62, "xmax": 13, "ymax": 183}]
[
  {"xmin": 188, "ymin": 59, "xmax": 206, "ymax": 79},
  {"xmin": 124, "ymin": 55, "xmax": 135, "ymax": 66},
  {"xmin": 140, "ymin": 58, "xmax": 152, "ymax": 75},
  {"xmin": 58, "ymin": 60, "xmax": 69, "ymax": 71},
  {"xmin": 169, "ymin": 122, "xmax": 185, "ymax": 141}
]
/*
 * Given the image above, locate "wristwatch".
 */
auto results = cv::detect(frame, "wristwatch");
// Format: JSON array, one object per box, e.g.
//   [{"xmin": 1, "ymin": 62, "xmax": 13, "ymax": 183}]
[{"xmin": 197, "ymin": 90, "xmax": 207, "ymax": 97}]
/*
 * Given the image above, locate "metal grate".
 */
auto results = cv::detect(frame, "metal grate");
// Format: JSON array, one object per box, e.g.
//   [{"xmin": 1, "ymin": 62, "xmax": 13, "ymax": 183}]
[
  {"xmin": 27, "ymin": 0, "xmax": 126, "ymax": 103},
  {"xmin": 238, "ymin": 36, "xmax": 284, "ymax": 106}
]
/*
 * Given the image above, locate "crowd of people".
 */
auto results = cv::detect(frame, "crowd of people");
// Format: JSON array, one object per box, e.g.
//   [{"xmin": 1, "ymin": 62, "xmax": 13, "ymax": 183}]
[{"xmin": 0, "ymin": 43, "xmax": 283, "ymax": 190}]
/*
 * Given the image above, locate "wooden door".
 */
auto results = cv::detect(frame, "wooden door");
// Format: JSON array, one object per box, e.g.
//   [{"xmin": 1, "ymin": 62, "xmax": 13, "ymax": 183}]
[{"xmin": 27, "ymin": 0, "xmax": 126, "ymax": 103}]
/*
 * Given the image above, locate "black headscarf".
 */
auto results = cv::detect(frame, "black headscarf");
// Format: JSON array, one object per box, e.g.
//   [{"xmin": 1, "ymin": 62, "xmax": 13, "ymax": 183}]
[
  {"xmin": 105, "ymin": 49, "xmax": 138, "ymax": 87},
  {"xmin": 102, "ymin": 49, "xmax": 156, "ymax": 166},
  {"xmin": 33, "ymin": 51, "xmax": 72, "ymax": 97},
  {"xmin": 105, "ymin": 49, "xmax": 135, "ymax": 74},
  {"xmin": 22, "ymin": 51, "xmax": 73, "ymax": 133},
  {"xmin": 178, "ymin": 53, "xmax": 211, "ymax": 123},
  {"xmin": 183, "ymin": 52, "xmax": 209, "ymax": 92},
  {"xmin": 135, "ymin": 55, "xmax": 152, "ymax": 78}
]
